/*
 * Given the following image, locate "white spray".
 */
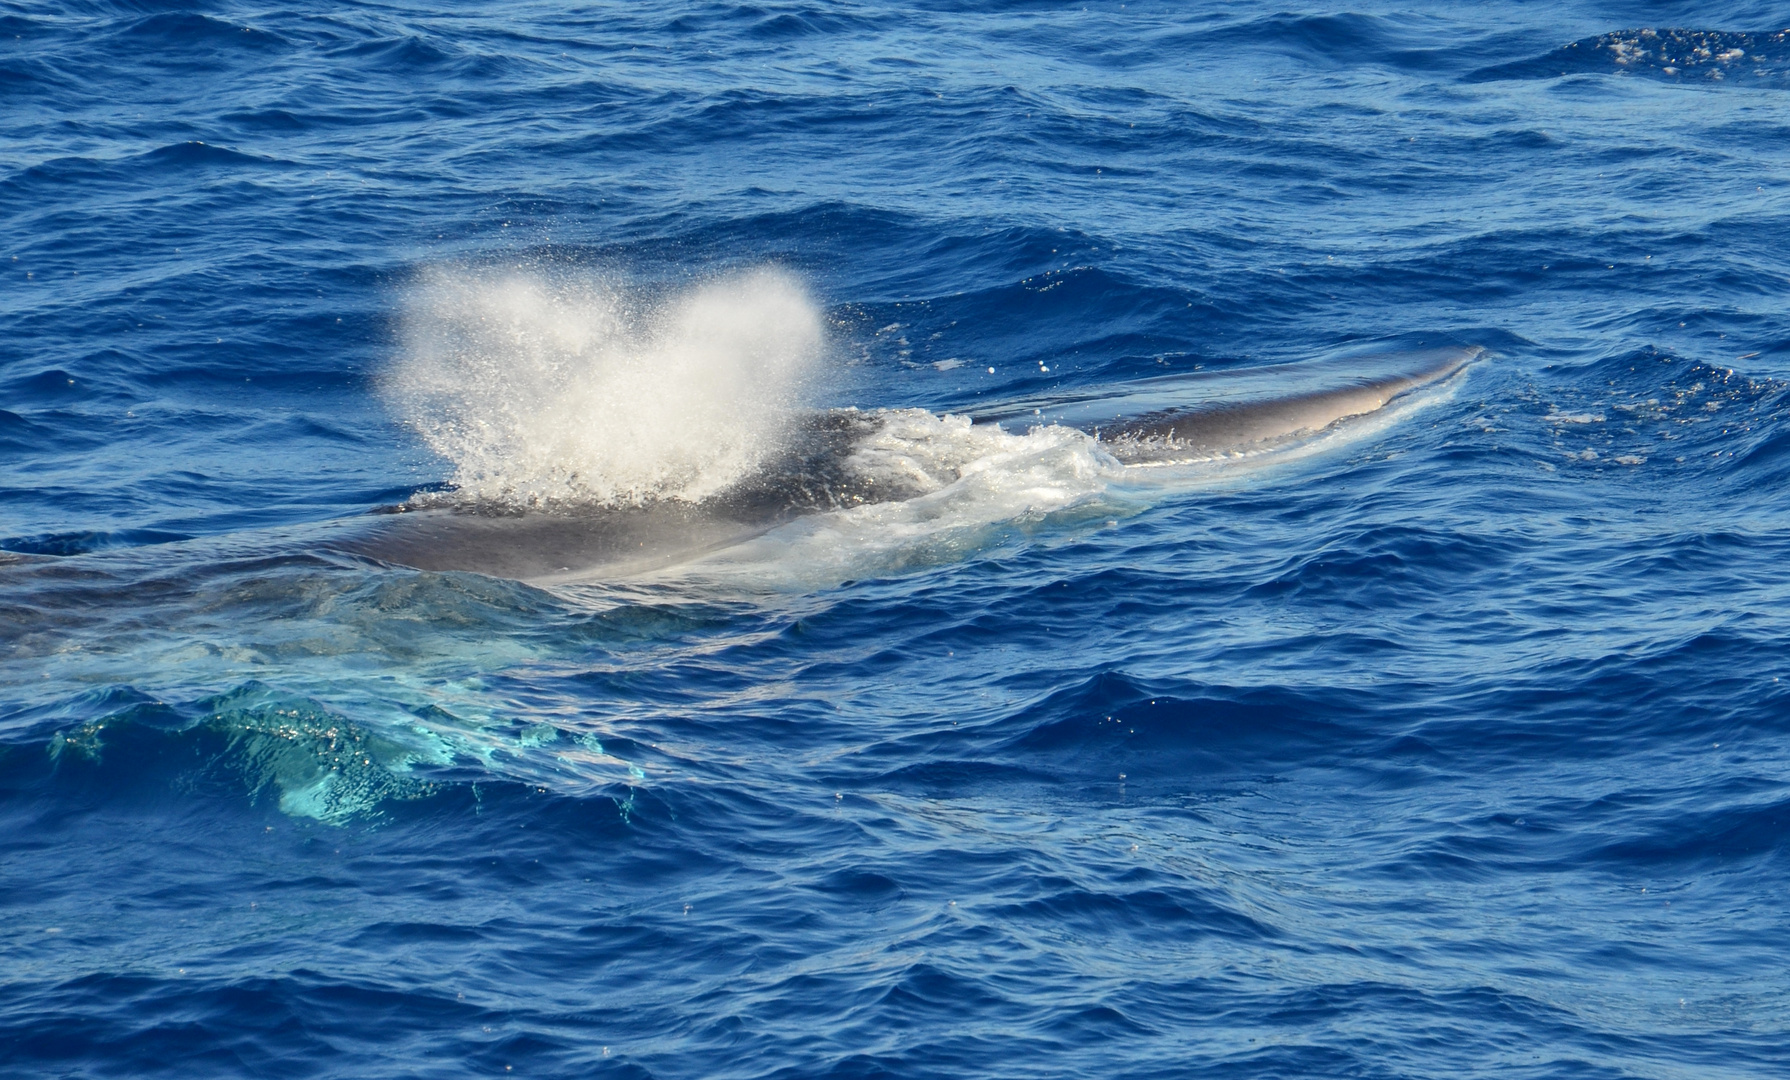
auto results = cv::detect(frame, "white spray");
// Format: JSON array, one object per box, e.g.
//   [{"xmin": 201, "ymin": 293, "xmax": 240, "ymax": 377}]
[{"xmin": 390, "ymin": 265, "xmax": 825, "ymax": 507}]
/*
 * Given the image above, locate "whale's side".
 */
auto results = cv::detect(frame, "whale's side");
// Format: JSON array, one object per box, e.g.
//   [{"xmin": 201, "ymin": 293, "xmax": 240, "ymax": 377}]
[
  {"xmin": 341, "ymin": 502, "xmax": 776, "ymax": 583},
  {"xmin": 339, "ymin": 345, "xmax": 1481, "ymax": 582}
]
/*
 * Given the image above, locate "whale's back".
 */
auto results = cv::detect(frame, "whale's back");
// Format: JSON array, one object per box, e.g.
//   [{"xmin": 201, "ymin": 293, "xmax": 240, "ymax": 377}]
[
  {"xmin": 986, "ymin": 345, "xmax": 1480, "ymax": 460},
  {"xmin": 341, "ymin": 346, "xmax": 1481, "ymax": 582}
]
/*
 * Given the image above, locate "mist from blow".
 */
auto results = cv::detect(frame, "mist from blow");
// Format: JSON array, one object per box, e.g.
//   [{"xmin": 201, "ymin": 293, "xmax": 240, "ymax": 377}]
[{"xmin": 390, "ymin": 265, "xmax": 825, "ymax": 508}]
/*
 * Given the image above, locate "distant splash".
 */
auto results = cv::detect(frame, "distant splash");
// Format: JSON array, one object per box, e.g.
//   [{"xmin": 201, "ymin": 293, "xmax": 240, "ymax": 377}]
[
  {"xmin": 390, "ymin": 265, "xmax": 825, "ymax": 508},
  {"xmin": 1469, "ymin": 28, "xmax": 1790, "ymax": 82}
]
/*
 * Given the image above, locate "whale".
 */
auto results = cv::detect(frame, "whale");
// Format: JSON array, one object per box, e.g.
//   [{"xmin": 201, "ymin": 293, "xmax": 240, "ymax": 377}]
[{"xmin": 338, "ymin": 345, "xmax": 1481, "ymax": 583}]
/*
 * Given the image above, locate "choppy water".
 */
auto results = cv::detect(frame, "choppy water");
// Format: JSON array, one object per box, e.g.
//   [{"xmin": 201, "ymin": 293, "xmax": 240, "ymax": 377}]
[{"xmin": 5, "ymin": 2, "xmax": 1790, "ymax": 1077}]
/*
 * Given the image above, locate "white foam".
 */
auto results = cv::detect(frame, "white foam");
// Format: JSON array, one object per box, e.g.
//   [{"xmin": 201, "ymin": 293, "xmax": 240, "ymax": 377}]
[
  {"xmin": 389, "ymin": 265, "xmax": 824, "ymax": 507},
  {"xmin": 681, "ymin": 410, "xmax": 1128, "ymax": 586}
]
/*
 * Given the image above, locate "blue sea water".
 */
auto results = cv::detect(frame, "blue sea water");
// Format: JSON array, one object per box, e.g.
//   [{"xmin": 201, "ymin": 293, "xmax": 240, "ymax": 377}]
[{"xmin": 5, "ymin": 1, "xmax": 1790, "ymax": 1076}]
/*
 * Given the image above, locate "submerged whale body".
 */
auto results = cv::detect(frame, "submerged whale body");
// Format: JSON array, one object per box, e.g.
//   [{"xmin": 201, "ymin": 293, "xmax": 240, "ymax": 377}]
[{"xmin": 342, "ymin": 346, "xmax": 1481, "ymax": 583}]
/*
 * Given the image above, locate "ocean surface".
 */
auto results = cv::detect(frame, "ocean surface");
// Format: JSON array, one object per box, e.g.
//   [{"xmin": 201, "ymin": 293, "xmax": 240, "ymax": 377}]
[{"xmin": 5, "ymin": 2, "xmax": 1790, "ymax": 1077}]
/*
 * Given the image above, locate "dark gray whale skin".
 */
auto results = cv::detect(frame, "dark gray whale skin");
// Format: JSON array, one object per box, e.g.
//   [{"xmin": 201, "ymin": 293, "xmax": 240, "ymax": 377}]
[
  {"xmin": 339, "ymin": 346, "xmax": 1480, "ymax": 583},
  {"xmin": 984, "ymin": 345, "xmax": 1479, "ymax": 455}
]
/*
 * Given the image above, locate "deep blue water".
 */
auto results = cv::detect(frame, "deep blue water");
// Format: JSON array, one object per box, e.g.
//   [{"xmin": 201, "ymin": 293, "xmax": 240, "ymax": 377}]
[{"xmin": 6, "ymin": 2, "xmax": 1790, "ymax": 1077}]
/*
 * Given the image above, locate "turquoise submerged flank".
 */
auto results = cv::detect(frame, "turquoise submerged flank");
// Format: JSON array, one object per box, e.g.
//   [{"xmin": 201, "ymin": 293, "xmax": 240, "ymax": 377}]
[{"xmin": 3, "ymin": 3, "xmax": 1790, "ymax": 1078}]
